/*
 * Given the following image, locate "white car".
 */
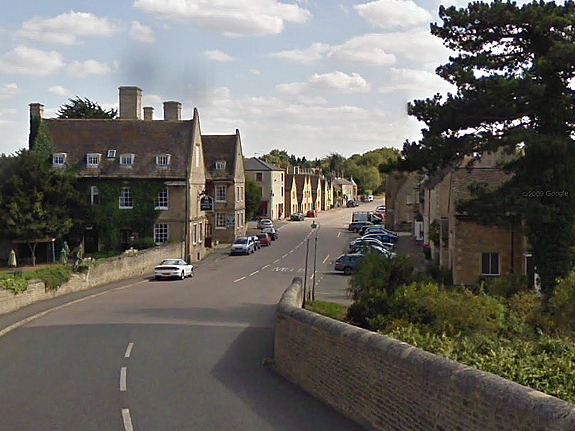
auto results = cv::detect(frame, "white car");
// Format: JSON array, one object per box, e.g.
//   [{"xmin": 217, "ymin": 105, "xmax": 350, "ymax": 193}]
[
  {"xmin": 154, "ymin": 259, "xmax": 194, "ymax": 280},
  {"xmin": 257, "ymin": 218, "xmax": 274, "ymax": 229},
  {"xmin": 230, "ymin": 236, "xmax": 256, "ymax": 255}
]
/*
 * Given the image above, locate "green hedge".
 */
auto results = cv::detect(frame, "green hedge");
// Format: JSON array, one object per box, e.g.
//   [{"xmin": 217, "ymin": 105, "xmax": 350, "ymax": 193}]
[{"xmin": 0, "ymin": 265, "xmax": 71, "ymax": 293}]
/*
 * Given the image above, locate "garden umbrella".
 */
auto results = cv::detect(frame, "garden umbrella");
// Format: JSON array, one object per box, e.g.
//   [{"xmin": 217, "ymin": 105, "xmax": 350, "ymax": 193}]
[{"xmin": 7, "ymin": 249, "xmax": 16, "ymax": 267}]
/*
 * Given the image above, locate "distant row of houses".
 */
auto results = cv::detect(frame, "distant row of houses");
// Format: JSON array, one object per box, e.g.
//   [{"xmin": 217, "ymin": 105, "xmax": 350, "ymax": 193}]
[
  {"xmin": 385, "ymin": 150, "xmax": 535, "ymax": 287},
  {"xmin": 244, "ymin": 159, "xmax": 358, "ymax": 220},
  {"xmin": 12, "ymin": 86, "xmax": 358, "ymax": 264}
]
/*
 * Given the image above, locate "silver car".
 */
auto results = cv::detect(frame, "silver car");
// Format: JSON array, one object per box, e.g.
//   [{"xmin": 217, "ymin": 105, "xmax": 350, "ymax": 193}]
[{"xmin": 230, "ymin": 236, "xmax": 256, "ymax": 255}]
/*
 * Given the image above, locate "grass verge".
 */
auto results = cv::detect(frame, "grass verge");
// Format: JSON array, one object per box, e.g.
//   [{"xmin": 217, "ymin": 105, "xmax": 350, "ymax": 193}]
[{"xmin": 304, "ymin": 300, "xmax": 348, "ymax": 321}]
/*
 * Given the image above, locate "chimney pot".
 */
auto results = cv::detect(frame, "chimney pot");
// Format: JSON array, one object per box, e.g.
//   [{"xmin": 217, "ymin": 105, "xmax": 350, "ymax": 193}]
[{"xmin": 143, "ymin": 106, "xmax": 154, "ymax": 121}]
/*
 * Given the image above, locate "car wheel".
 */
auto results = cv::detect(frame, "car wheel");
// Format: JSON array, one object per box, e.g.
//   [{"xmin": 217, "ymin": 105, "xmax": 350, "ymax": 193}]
[
  {"xmin": 344, "ymin": 267, "xmax": 352, "ymax": 275},
  {"xmin": 180, "ymin": 271, "xmax": 185, "ymax": 280}
]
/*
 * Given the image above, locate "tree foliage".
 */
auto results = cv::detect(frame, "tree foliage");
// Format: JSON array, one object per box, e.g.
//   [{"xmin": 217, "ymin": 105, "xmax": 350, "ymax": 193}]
[
  {"xmin": 244, "ymin": 176, "xmax": 262, "ymax": 219},
  {"xmin": 0, "ymin": 150, "xmax": 81, "ymax": 265},
  {"xmin": 394, "ymin": 0, "xmax": 575, "ymax": 294},
  {"xmin": 57, "ymin": 96, "xmax": 117, "ymax": 119}
]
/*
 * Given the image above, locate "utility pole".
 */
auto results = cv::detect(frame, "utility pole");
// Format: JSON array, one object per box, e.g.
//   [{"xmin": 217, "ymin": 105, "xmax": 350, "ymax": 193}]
[
  {"xmin": 304, "ymin": 237, "xmax": 310, "ymax": 301},
  {"xmin": 311, "ymin": 220, "xmax": 319, "ymax": 301}
]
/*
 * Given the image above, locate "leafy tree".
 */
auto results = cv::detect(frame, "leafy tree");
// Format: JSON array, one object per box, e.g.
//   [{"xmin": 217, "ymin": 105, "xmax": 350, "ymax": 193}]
[
  {"xmin": 0, "ymin": 150, "xmax": 81, "ymax": 265},
  {"xmin": 244, "ymin": 177, "xmax": 262, "ymax": 219},
  {"xmin": 57, "ymin": 96, "xmax": 117, "ymax": 119},
  {"xmin": 394, "ymin": 0, "xmax": 575, "ymax": 295},
  {"xmin": 261, "ymin": 149, "xmax": 291, "ymax": 170}
]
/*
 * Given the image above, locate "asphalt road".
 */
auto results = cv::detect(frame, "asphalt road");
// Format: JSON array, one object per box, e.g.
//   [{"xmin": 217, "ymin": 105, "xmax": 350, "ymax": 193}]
[{"xmin": 0, "ymin": 202, "xmax": 379, "ymax": 431}]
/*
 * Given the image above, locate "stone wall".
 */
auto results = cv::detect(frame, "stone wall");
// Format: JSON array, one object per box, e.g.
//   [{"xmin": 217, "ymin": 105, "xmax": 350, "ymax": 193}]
[
  {"xmin": 0, "ymin": 242, "xmax": 187, "ymax": 315},
  {"xmin": 274, "ymin": 278, "xmax": 575, "ymax": 431}
]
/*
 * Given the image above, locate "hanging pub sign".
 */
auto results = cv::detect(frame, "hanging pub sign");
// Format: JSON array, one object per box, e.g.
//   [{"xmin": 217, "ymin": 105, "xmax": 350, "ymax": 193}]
[{"xmin": 200, "ymin": 195, "xmax": 213, "ymax": 211}]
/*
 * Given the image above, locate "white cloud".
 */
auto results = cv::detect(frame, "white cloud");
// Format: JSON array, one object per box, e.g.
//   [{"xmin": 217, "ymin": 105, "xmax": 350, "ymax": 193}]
[
  {"xmin": 16, "ymin": 11, "xmax": 120, "ymax": 45},
  {"xmin": 203, "ymin": 49, "xmax": 237, "ymax": 62},
  {"xmin": 67, "ymin": 59, "xmax": 117, "ymax": 79},
  {"xmin": 47, "ymin": 85, "xmax": 70, "ymax": 96},
  {"xmin": 354, "ymin": 0, "xmax": 433, "ymax": 29},
  {"xmin": 130, "ymin": 21, "xmax": 155, "ymax": 43},
  {"xmin": 277, "ymin": 71, "xmax": 371, "ymax": 94},
  {"xmin": 143, "ymin": 94, "xmax": 162, "ymax": 105},
  {"xmin": 268, "ymin": 43, "xmax": 329, "ymax": 65},
  {"xmin": 249, "ymin": 69, "xmax": 261, "ymax": 75},
  {"xmin": 297, "ymin": 95, "xmax": 328, "ymax": 105},
  {"xmin": 0, "ymin": 83, "xmax": 19, "ymax": 98},
  {"xmin": 0, "ymin": 45, "xmax": 64, "ymax": 76},
  {"xmin": 379, "ymin": 68, "xmax": 455, "ymax": 96},
  {"xmin": 133, "ymin": 0, "xmax": 311, "ymax": 37},
  {"xmin": 328, "ymin": 37, "xmax": 396, "ymax": 66}
]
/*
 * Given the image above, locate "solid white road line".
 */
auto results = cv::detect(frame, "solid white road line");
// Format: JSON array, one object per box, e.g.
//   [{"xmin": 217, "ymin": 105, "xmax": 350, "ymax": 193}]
[
  {"xmin": 124, "ymin": 342, "xmax": 134, "ymax": 358},
  {"xmin": 120, "ymin": 367, "xmax": 127, "ymax": 391},
  {"xmin": 122, "ymin": 409, "xmax": 134, "ymax": 431},
  {"xmin": 322, "ymin": 254, "xmax": 330, "ymax": 264},
  {"xmin": 250, "ymin": 271, "xmax": 259, "ymax": 276},
  {"xmin": 0, "ymin": 280, "xmax": 147, "ymax": 340},
  {"xmin": 261, "ymin": 264, "xmax": 270, "ymax": 270},
  {"xmin": 234, "ymin": 276, "xmax": 246, "ymax": 283}
]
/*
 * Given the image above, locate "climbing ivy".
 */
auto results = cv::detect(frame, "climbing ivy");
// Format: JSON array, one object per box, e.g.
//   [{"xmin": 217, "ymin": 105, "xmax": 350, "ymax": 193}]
[
  {"xmin": 84, "ymin": 180, "xmax": 164, "ymax": 250},
  {"xmin": 28, "ymin": 117, "xmax": 53, "ymax": 156}
]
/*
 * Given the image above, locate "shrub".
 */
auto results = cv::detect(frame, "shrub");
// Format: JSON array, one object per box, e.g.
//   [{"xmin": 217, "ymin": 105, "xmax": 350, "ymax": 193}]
[
  {"xmin": 132, "ymin": 236, "xmax": 156, "ymax": 250},
  {"xmin": 24, "ymin": 265, "xmax": 71, "ymax": 290},
  {"xmin": 548, "ymin": 270, "xmax": 575, "ymax": 334},
  {"xmin": 483, "ymin": 274, "xmax": 530, "ymax": 298},
  {"xmin": 304, "ymin": 300, "xmax": 348, "ymax": 321},
  {"xmin": 0, "ymin": 275, "xmax": 28, "ymax": 294},
  {"xmin": 425, "ymin": 263, "xmax": 453, "ymax": 285}
]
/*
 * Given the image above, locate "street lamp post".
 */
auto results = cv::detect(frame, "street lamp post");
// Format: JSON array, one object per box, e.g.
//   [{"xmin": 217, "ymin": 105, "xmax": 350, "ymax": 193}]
[
  {"xmin": 303, "ymin": 237, "xmax": 310, "ymax": 301},
  {"xmin": 311, "ymin": 220, "xmax": 319, "ymax": 301}
]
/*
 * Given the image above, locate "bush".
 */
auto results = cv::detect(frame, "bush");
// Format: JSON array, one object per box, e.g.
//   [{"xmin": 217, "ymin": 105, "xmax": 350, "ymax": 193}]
[
  {"xmin": 132, "ymin": 236, "xmax": 156, "ymax": 250},
  {"xmin": 425, "ymin": 263, "xmax": 453, "ymax": 285},
  {"xmin": 483, "ymin": 274, "xmax": 530, "ymax": 298},
  {"xmin": 548, "ymin": 270, "xmax": 575, "ymax": 334},
  {"xmin": 0, "ymin": 265, "xmax": 71, "ymax": 293},
  {"xmin": 0, "ymin": 275, "xmax": 28, "ymax": 294}
]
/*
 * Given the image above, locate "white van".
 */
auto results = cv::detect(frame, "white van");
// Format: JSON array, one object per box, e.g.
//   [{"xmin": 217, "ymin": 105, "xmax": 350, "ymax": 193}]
[{"xmin": 367, "ymin": 195, "xmax": 374, "ymax": 202}]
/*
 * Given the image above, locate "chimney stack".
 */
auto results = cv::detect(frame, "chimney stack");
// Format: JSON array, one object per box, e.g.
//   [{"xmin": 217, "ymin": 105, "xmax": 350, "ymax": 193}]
[
  {"xmin": 29, "ymin": 103, "xmax": 44, "ymax": 120},
  {"xmin": 163, "ymin": 101, "xmax": 181, "ymax": 121},
  {"xmin": 143, "ymin": 107, "xmax": 154, "ymax": 121},
  {"xmin": 119, "ymin": 86, "xmax": 142, "ymax": 119}
]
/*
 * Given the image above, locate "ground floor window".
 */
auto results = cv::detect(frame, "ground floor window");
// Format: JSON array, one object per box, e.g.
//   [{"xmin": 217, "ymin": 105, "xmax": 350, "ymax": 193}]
[
  {"xmin": 193, "ymin": 223, "xmax": 197, "ymax": 245},
  {"xmin": 199, "ymin": 222, "xmax": 203, "ymax": 243},
  {"xmin": 216, "ymin": 212, "xmax": 226, "ymax": 229},
  {"xmin": 481, "ymin": 252, "xmax": 499, "ymax": 275},
  {"xmin": 154, "ymin": 223, "xmax": 168, "ymax": 244}
]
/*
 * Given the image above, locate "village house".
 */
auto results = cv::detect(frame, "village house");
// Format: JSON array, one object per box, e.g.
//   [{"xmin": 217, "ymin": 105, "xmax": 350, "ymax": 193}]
[
  {"xmin": 295, "ymin": 174, "xmax": 313, "ymax": 214},
  {"xmin": 321, "ymin": 177, "xmax": 334, "ymax": 211},
  {"xmin": 332, "ymin": 177, "xmax": 357, "ymax": 204},
  {"xmin": 202, "ymin": 131, "xmax": 247, "ymax": 244},
  {"xmin": 285, "ymin": 174, "xmax": 299, "ymax": 217},
  {"xmin": 385, "ymin": 172, "xmax": 422, "ymax": 232},
  {"xmin": 244, "ymin": 158, "xmax": 286, "ymax": 220},
  {"xmin": 421, "ymin": 151, "xmax": 529, "ymax": 286},
  {"xmin": 30, "ymin": 86, "xmax": 210, "ymax": 262},
  {"xmin": 309, "ymin": 175, "xmax": 323, "ymax": 213}
]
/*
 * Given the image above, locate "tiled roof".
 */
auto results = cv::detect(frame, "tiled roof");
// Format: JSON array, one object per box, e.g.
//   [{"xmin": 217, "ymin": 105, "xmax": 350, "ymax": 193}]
[
  {"xmin": 452, "ymin": 167, "xmax": 511, "ymax": 204},
  {"xmin": 202, "ymin": 134, "xmax": 237, "ymax": 180},
  {"xmin": 334, "ymin": 177, "xmax": 353, "ymax": 186},
  {"xmin": 286, "ymin": 173, "xmax": 296, "ymax": 191},
  {"xmin": 294, "ymin": 174, "xmax": 308, "ymax": 199},
  {"xmin": 244, "ymin": 157, "xmax": 283, "ymax": 171},
  {"xmin": 46, "ymin": 118, "xmax": 193, "ymax": 179}
]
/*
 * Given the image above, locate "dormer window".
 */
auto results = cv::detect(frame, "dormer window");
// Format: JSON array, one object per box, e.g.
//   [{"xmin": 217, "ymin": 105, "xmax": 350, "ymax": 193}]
[
  {"xmin": 106, "ymin": 150, "xmax": 116, "ymax": 159},
  {"xmin": 215, "ymin": 160, "xmax": 226, "ymax": 170},
  {"xmin": 52, "ymin": 153, "xmax": 66, "ymax": 167},
  {"xmin": 156, "ymin": 154, "xmax": 171, "ymax": 167},
  {"xmin": 120, "ymin": 153, "xmax": 134, "ymax": 167},
  {"xmin": 86, "ymin": 153, "xmax": 101, "ymax": 168}
]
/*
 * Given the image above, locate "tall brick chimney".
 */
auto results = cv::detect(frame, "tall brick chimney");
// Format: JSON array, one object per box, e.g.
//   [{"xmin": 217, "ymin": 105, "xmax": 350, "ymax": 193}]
[
  {"xmin": 163, "ymin": 101, "xmax": 181, "ymax": 121},
  {"xmin": 143, "ymin": 107, "xmax": 154, "ymax": 121},
  {"xmin": 119, "ymin": 86, "xmax": 142, "ymax": 119}
]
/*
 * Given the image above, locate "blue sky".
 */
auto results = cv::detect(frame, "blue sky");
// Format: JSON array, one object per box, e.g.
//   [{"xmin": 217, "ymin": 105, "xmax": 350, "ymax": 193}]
[{"xmin": 0, "ymin": 0, "xmax": 468, "ymax": 159}]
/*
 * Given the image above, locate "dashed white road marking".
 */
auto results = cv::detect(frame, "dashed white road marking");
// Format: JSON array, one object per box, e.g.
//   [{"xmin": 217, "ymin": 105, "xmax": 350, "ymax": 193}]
[
  {"xmin": 282, "ymin": 254, "xmax": 288, "ymax": 258},
  {"xmin": 338, "ymin": 231, "xmax": 341, "ymax": 238},
  {"xmin": 273, "ymin": 259, "xmax": 280, "ymax": 263},
  {"xmin": 124, "ymin": 343, "xmax": 134, "ymax": 358},
  {"xmin": 250, "ymin": 270, "xmax": 259, "ymax": 276},
  {"xmin": 261, "ymin": 264, "xmax": 270, "ymax": 270},
  {"xmin": 322, "ymin": 254, "xmax": 330, "ymax": 264},
  {"xmin": 120, "ymin": 367, "xmax": 127, "ymax": 392},
  {"xmin": 289, "ymin": 250, "xmax": 294, "ymax": 254},
  {"xmin": 122, "ymin": 409, "xmax": 134, "ymax": 431},
  {"xmin": 234, "ymin": 276, "xmax": 246, "ymax": 283}
]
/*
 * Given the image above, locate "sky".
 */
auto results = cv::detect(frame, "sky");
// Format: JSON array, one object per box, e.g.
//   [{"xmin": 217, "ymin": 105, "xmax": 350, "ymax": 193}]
[{"xmin": 0, "ymin": 0, "xmax": 471, "ymax": 160}]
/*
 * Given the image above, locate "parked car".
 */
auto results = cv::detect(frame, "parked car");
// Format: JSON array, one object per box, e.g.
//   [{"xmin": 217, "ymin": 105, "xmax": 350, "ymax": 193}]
[
  {"xmin": 257, "ymin": 218, "xmax": 273, "ymax": 229},
  {"xmin": 290, "ymin": 212, "xmax": 305, "ymax": 221},
  {"xmin": 230, "ymin": 236, "xmax": 256, "ymax": 255},
  {"xmin": 349, "ymin": 237, "xmax": 388, "ymax": 252},
  {"xmin": 359, "ymin": 225, "xmax": 398, "ymax": 236},
  {"xmin": 249, "ymin": 235, "xmax": 261, "ymax": 250},
  {"xmin": 346, "ymin": 200, "xmax": 356, "ymax": 207},
  {"xmin": 367, "ymin": 195, "xmax": 374, "ymax": 202},
  {"xmin": 358, "ymin": 232, "xmax": 398, "ymax": 245},
  {"xmin": 155, "ymin": 259, "xmax": 194, "ymax": 280},
  {"xmin": 334, "ymin": 253, "xmax": 364, "ymax": 275},
  {"xmin": 306, "ymin": 209, "xmax": 317, "ymax": 217},
  {"xmin": 257, "ymin": 232, "xmax": 272, "ymax": 246},
  {"xmin": 349, "ymin": 221, "xmax": 373, "ymax": 232},
  {"xmin": 262, "ymin": 227, "xmax": 278, "ymax": 240}
]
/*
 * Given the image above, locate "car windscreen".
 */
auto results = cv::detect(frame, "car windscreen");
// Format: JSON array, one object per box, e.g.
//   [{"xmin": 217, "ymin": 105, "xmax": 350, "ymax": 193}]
[
  {"xmin": 234, "ymin": 238, "xmax": 248, "ymax": 244},
  {"xmin": 160, "ymin": 259, "xmax": 180, "ymax": 265}
]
